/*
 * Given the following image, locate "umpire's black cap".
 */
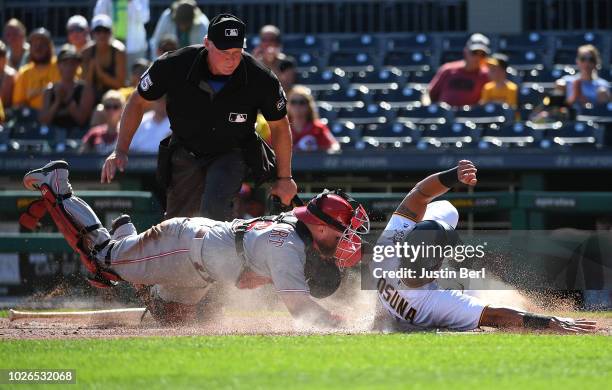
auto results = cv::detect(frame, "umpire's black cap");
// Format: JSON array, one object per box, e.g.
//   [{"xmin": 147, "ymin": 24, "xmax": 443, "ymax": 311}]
[{"xmin": 208, "ymin": 13, "xmax": 246, "ymax": 50}]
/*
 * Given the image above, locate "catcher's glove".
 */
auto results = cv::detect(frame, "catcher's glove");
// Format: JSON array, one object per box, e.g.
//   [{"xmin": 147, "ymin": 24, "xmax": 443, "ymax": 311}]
[{"xmin": 304, "ymin": 249, "xmax": 341, "ymax": 299}]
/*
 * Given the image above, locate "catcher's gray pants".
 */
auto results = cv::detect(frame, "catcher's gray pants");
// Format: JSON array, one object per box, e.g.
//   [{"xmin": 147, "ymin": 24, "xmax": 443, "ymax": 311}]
[
  {"xmin": 107, "ymin": 217, "xmax": 214, "ymax": 304},
  {"xmin": 37, "ymin": 166, "xmax": 214, "ymax": 305}
]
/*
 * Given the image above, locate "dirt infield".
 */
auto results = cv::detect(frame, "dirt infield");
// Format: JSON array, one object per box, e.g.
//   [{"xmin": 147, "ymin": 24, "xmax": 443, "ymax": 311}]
[
  {"xmin": 1, "ymin": 310, "xmax": 610, "ymax": 340},
  {"xmin": 2, "ymin": 280, "xmax": 610, "ymax": 340}
]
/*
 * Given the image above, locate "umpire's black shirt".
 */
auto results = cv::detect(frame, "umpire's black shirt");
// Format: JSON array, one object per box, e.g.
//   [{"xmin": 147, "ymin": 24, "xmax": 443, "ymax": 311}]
[{"xmin": 137, "ymin": 45, "xmax": 288, "ymax": 155}]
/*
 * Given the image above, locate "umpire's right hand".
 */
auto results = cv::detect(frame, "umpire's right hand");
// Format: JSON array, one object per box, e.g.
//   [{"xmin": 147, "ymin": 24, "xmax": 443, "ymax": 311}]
[{"xmin": 101, "ymin": 149, "xmax": 129, "ymax": 183}]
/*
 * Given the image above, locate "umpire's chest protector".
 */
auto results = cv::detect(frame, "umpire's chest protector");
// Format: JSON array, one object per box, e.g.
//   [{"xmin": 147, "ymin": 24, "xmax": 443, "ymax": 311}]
[{"xmin": 140, "ymin": 46, "xmax": 286, "ymax": 155}]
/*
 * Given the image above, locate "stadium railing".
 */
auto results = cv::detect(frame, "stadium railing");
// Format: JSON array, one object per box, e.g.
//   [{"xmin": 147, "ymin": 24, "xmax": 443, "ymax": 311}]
[{"xmin": 2, "ymin": 1, "xmax": 610, "ymax": 37}]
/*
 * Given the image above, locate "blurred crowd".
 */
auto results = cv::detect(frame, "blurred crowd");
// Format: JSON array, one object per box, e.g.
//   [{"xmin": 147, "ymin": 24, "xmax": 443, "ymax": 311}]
[
  {"xmin": 0, "ymin": 1, "xmax": 609, "ymax": 155},
  {"xmin": 426, "ymin": 33, "xmax": 609, "ymax": 121}
]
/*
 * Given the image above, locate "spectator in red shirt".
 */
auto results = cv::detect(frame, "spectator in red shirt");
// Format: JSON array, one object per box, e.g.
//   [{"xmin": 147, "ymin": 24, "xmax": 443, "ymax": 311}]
[
  {"xmin": 428, "ymin": 33, "xmax": 490, "ymax": 107},
  {"xmin": 80, "ymin": 89, "xmax": 124, "ymax": 154},
  {"xmin": 287, "ymin": 85, "xmax": 339, "ymax": 153}
]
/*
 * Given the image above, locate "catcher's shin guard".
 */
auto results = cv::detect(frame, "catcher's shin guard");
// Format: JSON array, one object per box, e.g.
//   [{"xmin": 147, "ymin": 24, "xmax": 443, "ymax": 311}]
[
  {"xmin": 27, "ymin": 184, "xmax": 122, "ymax": 288},
  {"xmin": 21, "ymin": 160, "xmax": 121, "ymax": 287}
]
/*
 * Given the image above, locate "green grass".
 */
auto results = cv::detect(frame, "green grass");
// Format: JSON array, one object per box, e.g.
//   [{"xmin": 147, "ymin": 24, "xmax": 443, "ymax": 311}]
[{"xmin": 1, "ymin": 334, "xmax": 610, "ymax": 389}]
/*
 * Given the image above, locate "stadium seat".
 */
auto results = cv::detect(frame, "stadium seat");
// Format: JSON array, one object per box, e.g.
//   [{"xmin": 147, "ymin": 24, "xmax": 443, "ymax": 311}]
[
  {"xmin": 555, "ymin": 32, "xmax": 603, "ymax": 51},
  {"xmin": 553, "ymin": 49, "xmax": 578, "ymax": 67},
  {"xmin": 284, "ymin": 35, "xmax": 326, "ymax": 69},
  {"xmin": 329, "ymin": 124, "xmax": 374, "ymax": 151},
  {"xmin": 407, "ymin": 69, "xmax": 436, "ymax": 86},
  {"xmin": 441, "ymin": 34, "xmax": 471, "ymax": 51},
  {"xmin": 439, "ymin": 50, "xmax": 463, "ymax": 65},
  {"xmin": 397, "ymin": 103, "xmax": 452, "ymax": 126},
  {"xmin": 454, "ymin": 103, "xmax": 511, "ymax": 126},
  {"xmin": 505, "ymin": 50, "xmax": 544, "ymax": 71},
  {"xmin": 349, "ymin": 68, "xmax": 402, "ymax": 90},
  {"xmin": 362, "ymin": 122, "xmax": 416, "ymax": 148},
  {"xmin": 245, "ymin": 35, "xmax": 259, "ymax": 52},
  {"xmin": 317, "ymin": 104, "xmax": 338, "ymax": 123},
  {"xmin": 373, "ymin": 87, "xmax": 423, "ymax": 108},
  {"xmin": 283, "ymin": 35, "xmax": 325, "ymax": 51},
  {"xmin": 317, "ymin": 88, "xmax": 367, "ymax": 109},
  {"xmin": 518, "ymin": 85, "xmax": 546, "ymax": 108},
  {"xmin": 419, "ymin": 122, "xmax": 474, "ymax": 148},
  {"xmin": 518, "ymin": 106, "xmax": 535, "ymax": 121},
  {"xmin": 498, "ymin": 32, "xmax": 547, "ymax": 51},
  {"xmin": 285, "ymin": 50, "xmax": 320, "ymax": 69},
  {"xmin": 63, "ymin": 127, "xmax": 88, "ymax": 152},
  {"xmin": 479, "ymin": 122, "xmax": 536, "ymax": 148},
  {"xmin": 328, "ymin": 51, "xmax": 375, "ymax": 71},
  {"xmin": 336, "ymin": 104, "xmax": 391, "ymax": 125},
  {"xmin": 383, "ymin": 51, "xmax": 431, "ymax": 71},
  {"xmin": 544, "ymin": 122, "xmax": 599, "ymax": 147},
  {"xmin": 386, "ymin": 34, "xmax": 433, "ymax": 51},
  {"xmin": 0, "ymin": 124, "xmax": 10, "ymax": 152},
  {"xmin": 521, "ymin": 68, "xmax": 572, "ymax": 88},
  {"xmin": 328, "ymin": 122, "xmax": 363, "ymax": 145},
  {"xmin": 332, "ymin": 34, "xmax": 380, "ymax": 52},
  {"xmin": 297, "ymin": 69, "xmax": 344, "ymax": 91},
  {"xmin": 6, "ymin": 108, "xmax": 51, "ymax": 152},
  {"xmin": 576, "ymin": 103, "xmax": 612, "ymax": 124}
]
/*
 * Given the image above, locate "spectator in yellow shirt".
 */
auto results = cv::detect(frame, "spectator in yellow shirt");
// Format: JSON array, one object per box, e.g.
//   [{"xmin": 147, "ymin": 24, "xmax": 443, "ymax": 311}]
[
  {"xmin": 118, "ymin": 58, "xmax": 150, "ymax": 101},
  {"xmin": 480, "ymin": 53, "xmax": 517, "ymax": 109},
  {"xmin": 12, "ymin": 28, "xmax": 60, "ymax": 110}
]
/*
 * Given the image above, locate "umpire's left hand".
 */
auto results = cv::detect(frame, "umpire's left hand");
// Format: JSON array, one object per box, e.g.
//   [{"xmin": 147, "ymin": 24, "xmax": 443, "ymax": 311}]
[
  {"xmin": 101, "ymin": 149, "xmax": 129, "ymax": 183},
  {"xmin": 271, "ymin": 178, "xmax": 298, "ymax": 206}
]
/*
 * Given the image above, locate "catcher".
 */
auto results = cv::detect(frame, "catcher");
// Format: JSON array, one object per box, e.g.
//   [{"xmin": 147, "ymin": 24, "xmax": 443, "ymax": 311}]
[
  {"xmin": 21, "ymin": 160, "xmax": 370, "ymax": 326},
  {"xmin": 372, "ymin": 160, "xmax": 597, "ymax": 333}
]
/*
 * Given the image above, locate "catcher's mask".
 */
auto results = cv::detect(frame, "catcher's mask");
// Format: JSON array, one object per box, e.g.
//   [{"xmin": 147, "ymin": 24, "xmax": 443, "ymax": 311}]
[
  {"xmin": 294, "ymin": 189, "xmax": 370, "ymax": 268},
  {"xmin": 400, "ymin": 219, "xmax": 459, "ymax": 276}
]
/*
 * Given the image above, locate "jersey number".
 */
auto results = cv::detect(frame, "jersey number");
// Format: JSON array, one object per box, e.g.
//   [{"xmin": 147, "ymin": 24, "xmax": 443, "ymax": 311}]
[{"xmin": 140, "ymin": 74, "xmax": 153, "ymax": 91}]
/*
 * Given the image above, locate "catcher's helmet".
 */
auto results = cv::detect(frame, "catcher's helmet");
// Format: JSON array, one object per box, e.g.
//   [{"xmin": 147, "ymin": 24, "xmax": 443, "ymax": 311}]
[{"xmin": 294, "ymin": 189, "xmax": 369, "ymax": 268}]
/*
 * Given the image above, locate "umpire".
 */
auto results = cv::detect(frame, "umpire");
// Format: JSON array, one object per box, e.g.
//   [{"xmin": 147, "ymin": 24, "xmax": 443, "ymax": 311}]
[{"xmin": 100, "ymin": 14, "xmax": 297, "ymax": 220}]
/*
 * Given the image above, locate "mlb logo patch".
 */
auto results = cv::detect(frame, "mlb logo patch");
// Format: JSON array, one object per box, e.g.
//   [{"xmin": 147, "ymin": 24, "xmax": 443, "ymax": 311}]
[
  {"xmin": 225, "ymin": 28, "xmax": 239, "ymax": 37},
  {"xmin": 229, "ymin": 113, "xmax": 248, "ymax": 123}
]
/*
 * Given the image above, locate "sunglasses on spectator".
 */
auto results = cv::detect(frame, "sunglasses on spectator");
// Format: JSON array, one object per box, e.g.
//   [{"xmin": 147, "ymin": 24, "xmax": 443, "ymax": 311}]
[
  {"xmin": 289, "ymin": 98, "xmax": 308, "ymax": 106},
  {"xmin": 93, "ymin": 27, "xmax": 111, "ymax": 34},
  {"xmin": 578, "ymin": 55, "xmax": 596, "ymax": 63},
  {"xmin": 103, "ymin": 103, "xmax": 122, "ymax": 111},
  {"xmin": 471, "ymin": 50, "xmax": 486, "ymax": 57},
  {"xmin": 68, "ymin": 27, "xmax": 86, "ymax": 33}
]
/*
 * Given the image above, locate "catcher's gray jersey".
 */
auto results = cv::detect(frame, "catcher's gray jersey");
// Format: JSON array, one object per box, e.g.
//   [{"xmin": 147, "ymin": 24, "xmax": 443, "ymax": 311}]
[
  {"xmin": 108, "ymin": 216, "xmax": 309, "ymax": 304},
  {"xmin": 198, "ymin": 218, "xmax": 308, "ymax": 293}
]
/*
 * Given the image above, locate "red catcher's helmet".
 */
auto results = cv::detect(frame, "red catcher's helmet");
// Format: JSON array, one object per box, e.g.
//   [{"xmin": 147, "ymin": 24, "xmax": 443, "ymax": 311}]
[{"xmin": 294, "ymin": 190, "xmax": 370, "ymax": 268}]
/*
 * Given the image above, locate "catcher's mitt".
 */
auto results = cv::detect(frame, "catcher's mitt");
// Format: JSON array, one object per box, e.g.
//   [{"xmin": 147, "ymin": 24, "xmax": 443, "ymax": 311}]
[{"xmin": 304, "ymin": 249, "xmax": 341, "ymax": 299}]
